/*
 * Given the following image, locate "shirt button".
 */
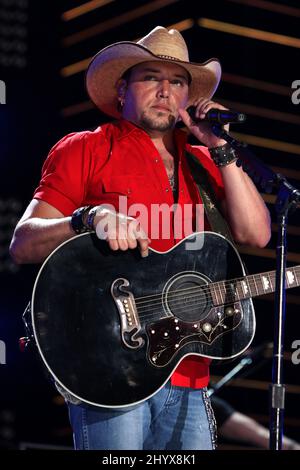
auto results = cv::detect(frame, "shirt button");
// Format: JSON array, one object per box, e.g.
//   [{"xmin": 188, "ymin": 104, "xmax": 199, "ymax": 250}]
[
  {"xmin": 165, "ymin": 188, "xmax": 169, "ymax": 192},
  {"xmin": 155, "ymin": 159, "xmax": 159, "ymax": 163}
]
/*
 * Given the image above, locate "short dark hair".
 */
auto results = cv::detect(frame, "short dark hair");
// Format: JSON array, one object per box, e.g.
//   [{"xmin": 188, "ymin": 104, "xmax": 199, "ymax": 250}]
[{"xmin": 121, "ymin": 67, "xmax": 134, "ymax": 82}]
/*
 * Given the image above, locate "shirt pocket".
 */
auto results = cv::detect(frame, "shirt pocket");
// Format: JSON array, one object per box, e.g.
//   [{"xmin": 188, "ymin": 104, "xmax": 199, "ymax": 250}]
[
  {"xmin": 101, "ymin": 175, "xmax": 154, "ymax": 218},
  {"xmin": 102, "ymin": 175, "xmax": 152, "ymax": 199}
]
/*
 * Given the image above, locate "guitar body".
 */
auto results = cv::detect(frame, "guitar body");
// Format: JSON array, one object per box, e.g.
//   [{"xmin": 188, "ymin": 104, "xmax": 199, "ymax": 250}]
[{"xmin": 32, "ymin": 232, "xmax": 255, "ymax": 408}]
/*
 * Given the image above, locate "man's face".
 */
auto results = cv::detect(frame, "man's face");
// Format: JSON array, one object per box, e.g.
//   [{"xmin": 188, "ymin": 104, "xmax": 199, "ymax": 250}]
[{"xmin": 121, "ymin": 61, "xmax": 190, "ymax": 132}]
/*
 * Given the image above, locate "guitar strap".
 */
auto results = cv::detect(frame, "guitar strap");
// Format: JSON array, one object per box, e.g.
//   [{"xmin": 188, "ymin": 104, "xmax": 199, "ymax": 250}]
[{"xmin": 185, "ymin": 150, "xmax": 235, "ymax": 244}]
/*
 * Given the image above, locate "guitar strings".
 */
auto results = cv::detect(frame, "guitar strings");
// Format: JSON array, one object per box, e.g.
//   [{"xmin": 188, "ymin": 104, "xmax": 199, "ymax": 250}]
[
  {"xmin": 135, "ymin": 277, "xmax": 254, "ymax": 309},
  {"xmin": 137, "ymin": 285, "xmax": 235, "ymax": 311},
  {"xmin": 135, "ymin": 279, "xmax": 288, "ymax": 317},
  {"xmin": 136, "ymin": 280, "xmax": 298, "ymax": 321},
  {"xmin": 137, "ymin": 297, "xmax": 248, "ymax": 322},
  {"xmin": 134, "ymin": 273, "xmax": 275, "ymax": 310},
  {"xmin": 134, "ymin": 272, "xmax": 299, "ymax": 318},
  {"xmin": 137, "ymin": 289, "xmax": 238, "ymax": 317},
  {"xmin": 135, "ymin": 278, "xmax": 277, "ymax": 319},
  {"xmin": 133, "ymin": 267, "xmax": 299, "ymax": 310}
]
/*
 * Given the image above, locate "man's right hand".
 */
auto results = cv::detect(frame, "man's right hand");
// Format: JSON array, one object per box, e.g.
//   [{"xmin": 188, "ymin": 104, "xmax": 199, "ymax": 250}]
[{"xmin": 93, "ymin": 206, "xmax": 150, "ymax": 258}]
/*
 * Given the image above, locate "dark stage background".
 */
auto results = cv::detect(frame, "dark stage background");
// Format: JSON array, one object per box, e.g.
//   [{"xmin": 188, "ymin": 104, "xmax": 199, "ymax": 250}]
[{"xmin": 0, "ymin": 0, "xmax": 300, "ymax": 450}]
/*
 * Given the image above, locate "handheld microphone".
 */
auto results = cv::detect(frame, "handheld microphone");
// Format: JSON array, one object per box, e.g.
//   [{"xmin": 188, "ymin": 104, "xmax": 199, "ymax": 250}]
[{"xmin": 187, "ymin": 106, "xmax": 246, "ymax": 124}]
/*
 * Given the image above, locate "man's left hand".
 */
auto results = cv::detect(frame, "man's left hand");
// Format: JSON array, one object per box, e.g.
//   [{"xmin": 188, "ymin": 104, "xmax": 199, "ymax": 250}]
[{"xmin": 178, "ymin": 98, "xmax": 229, "ymax": 148}]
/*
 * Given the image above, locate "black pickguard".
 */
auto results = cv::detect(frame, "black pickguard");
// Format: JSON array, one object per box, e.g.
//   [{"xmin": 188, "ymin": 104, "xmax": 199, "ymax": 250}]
[{"xmin": 32, "ymin": 232, "xmax": 255, "ymax": 408}]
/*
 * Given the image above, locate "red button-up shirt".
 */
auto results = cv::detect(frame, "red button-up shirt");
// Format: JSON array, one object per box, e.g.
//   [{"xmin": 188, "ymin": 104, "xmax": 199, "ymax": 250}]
[{"xmin": 34, "ymin": 119, "xmax": 225, "ymax": 388}]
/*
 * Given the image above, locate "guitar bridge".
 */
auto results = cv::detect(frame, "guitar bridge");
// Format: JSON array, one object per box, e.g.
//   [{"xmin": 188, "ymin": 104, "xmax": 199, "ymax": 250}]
[{"xmin": 111, "ymin": 278, "xmax": 144, "ymax": 350}]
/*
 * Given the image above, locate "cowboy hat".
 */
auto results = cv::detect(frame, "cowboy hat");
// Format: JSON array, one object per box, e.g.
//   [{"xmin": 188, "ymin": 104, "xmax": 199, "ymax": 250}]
[{"xmin": 86, "ymin": 26, "xmax": 221, "ymax": 118}]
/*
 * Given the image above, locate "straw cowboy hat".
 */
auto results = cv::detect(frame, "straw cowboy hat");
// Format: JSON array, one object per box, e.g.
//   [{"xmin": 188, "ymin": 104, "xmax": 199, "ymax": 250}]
[{"xmin": 86, "ymin": 26, "xmax": 221, "ymax": 118}]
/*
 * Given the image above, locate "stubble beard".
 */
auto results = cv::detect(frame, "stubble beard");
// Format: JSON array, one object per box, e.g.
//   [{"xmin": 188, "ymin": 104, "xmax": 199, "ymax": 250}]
[{"xmin": 140, "ymin": 110, "xmax": 176, "ymax": 132}]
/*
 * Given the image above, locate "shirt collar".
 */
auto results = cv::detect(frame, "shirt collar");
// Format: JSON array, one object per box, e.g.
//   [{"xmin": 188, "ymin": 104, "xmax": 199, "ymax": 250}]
[
  {"xmin": 113, "ymin": 118, "xmax": 188, "ymax": 156},
  {"xmin": 112, "ymin": 119, "xmax": 142, "ymax": 141}
]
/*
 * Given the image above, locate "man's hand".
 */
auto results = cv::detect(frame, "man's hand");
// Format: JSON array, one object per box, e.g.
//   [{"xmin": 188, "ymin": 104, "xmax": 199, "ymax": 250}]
[
  {"xmin": 178, "ymin": 98, "xmax": 229, "ymax": 148},
  {"xmin": 93, "ymin": 206, "xmax": 150, "ymax": 257}
]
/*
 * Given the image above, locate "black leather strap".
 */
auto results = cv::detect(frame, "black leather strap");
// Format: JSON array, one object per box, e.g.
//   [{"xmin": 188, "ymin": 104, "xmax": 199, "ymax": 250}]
[
  {"xmin": 209, "ymin": 143, "xmax": 237, "ymax": 167},
  {"xmin": 185, "ymin": 150, "xmax": 235, "ymax": 243},
  {"xmin": 70, "ymin": 205, "xmax": 93, "ymax": 234}
]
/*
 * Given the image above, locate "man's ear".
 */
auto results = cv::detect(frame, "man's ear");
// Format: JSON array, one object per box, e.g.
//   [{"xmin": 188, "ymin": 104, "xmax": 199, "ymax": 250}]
[{"xmin": 116, "ymin": 78, "xmax": 127, "ymax": 99}]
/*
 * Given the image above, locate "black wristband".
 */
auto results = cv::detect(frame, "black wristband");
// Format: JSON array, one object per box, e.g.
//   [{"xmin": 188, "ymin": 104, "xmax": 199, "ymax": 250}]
[
  {"xmin": 70, "ymin": 206, "xmax": 93, "ymax": 234},
  {"xmin": 86, "ymin": 206, "xmax": 99, "ymax": 231},
  {"xmin": 209, "ymin": 143, "xmax": 237, "ymax": 167}
]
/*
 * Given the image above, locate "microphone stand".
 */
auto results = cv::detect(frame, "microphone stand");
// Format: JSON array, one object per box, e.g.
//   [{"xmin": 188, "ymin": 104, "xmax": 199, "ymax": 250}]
[
  {"xmin": 208, "ymin": 342, "xmax": 271, "ymax": 397},
  {"xmin": 211, "ymin": 124, "xmax": 300, "ymax": 450}
]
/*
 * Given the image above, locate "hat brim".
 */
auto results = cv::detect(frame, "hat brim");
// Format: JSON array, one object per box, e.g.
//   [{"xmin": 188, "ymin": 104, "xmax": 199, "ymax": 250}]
[{"xmin": 86, "ymin": 42, "xmax": 221, "ymax": 119}]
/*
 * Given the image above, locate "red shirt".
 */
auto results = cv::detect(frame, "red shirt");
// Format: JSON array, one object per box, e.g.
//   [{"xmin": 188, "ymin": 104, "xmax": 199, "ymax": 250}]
[{"xmin": 34, "ymin": 119, "xmax": 225, "ymax": 389}]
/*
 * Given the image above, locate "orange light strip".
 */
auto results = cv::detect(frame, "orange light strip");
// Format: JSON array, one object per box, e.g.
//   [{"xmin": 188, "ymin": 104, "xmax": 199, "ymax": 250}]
[
  {"xmin": 222, "ymin": 72, "xmax": 291, "ymax": 97},
  {"xmin": 131, "ymin": 19, "xmax": 194, "ymax": 44},
  {"xmin": 237, "ymin": 245, "xmax": 300, "ymax": 263},
  {"xmin": 271, "ymin": 166, "xmax": 300, "ymax": 181},
  {"xmin": 164, "ymin": 18, "xmax": 194, "ymax": 32},
  {"xmin": 225, "ymin": 0, "xmax": 300, "ymax": 18},
  {"xmin": 61, "ymin": 101, "xmax": 95, "ymax": 117},
  {"xmin": 271, "ymin": 223, "xmax": 300, "ymax": 236},
  {"xmin": 62, "ymin": 0, "xmax": 115, "ymax": 21},
  {"xmin": 232, "ymin": 132, "xmax": 300, "ymax": 155},
  {"xmin": 61, "ymin": 57, "xmax": 92, "ymax": 77},
  {"xmin": 198, "ymin": 18, "xmax": 300, "ymax": 49},
  {"xmin": 61, "ymin": 18, "xmax": 194, "ymax": 77},
  {"xmin": 219, "ymin": 98, "xmax": 300, "ymax": 125},
  {"xmin": 63, "ymin": 0, "xmax": 180, "ymax": 47},
  {"xmin": 60, "ymin": 101, "xmax": 300, "ymax": 157},
  {"xmin": 264, "ymin": 199, "xmax": 300, "ymax": 237},
  {"xmin": 60, "ymin": 98, "xmax": 300, "ymax": 156},
  {"xmin": 262, "ymin": 194, "xmax": 276, "ymax": 205}
]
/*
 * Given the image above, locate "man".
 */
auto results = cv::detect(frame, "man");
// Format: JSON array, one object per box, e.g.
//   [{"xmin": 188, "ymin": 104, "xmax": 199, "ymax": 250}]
[{"xmin": 10, "ymin": 26, "xmax": 271, "ymax": 450}]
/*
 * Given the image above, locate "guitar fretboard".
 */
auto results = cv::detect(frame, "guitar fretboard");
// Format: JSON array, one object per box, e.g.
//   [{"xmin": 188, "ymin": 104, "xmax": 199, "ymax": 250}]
[{"xmin": 209, "ymin": 265, "xmax": 300, "ymax": 306}]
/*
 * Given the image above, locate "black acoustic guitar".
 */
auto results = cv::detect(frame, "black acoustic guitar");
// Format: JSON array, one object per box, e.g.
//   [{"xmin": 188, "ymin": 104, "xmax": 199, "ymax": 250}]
[{"xmin": 31, "ymin": 232, "xmax": 299, "ymax": 408}]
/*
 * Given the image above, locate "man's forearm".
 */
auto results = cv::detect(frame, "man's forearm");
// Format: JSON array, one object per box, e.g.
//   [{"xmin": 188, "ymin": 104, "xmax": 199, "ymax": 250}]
[
  {"xmin": 220, "ymin": 163, "xmax": 271, "ymax": 247},
  {"xmin": 9, "ymin": 217, "xmax": 75, "ymax": 264}
]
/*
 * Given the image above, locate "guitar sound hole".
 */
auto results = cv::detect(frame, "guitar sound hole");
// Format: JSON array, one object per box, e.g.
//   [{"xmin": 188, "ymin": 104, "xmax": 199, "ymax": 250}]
[{"xmin": 163, "ymin": 272, "xmax": 212, "ymax": 322}]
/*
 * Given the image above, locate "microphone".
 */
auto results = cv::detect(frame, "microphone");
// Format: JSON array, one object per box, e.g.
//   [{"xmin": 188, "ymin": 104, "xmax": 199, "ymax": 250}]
[{"xmin": 187, "ymin": 106, "xmax": 246, "ymax": 124}]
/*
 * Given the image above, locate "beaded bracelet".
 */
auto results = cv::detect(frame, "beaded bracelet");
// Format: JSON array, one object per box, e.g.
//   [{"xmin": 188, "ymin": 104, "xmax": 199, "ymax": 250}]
[{"xmin": 209, "ymin": 143, "xmax": 237, "ymax": 167}]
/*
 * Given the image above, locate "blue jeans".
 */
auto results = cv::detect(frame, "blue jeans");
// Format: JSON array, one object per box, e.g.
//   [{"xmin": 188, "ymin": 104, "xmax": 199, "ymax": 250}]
[{"xmin": 68, "ymin": 382, "xmax": 217, "ymax": 450}]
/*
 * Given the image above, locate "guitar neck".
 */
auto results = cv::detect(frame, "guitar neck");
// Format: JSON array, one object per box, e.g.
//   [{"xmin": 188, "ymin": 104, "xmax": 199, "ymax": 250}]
[{"xmin": 210, "ymin": 265, "xmax": 300, "ymax": 305}]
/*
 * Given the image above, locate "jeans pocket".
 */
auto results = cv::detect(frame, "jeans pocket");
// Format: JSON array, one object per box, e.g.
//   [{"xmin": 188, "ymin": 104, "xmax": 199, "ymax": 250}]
[{"xmin": 164, "ymin": 385, "xmax": 184, "ymax": 407}]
